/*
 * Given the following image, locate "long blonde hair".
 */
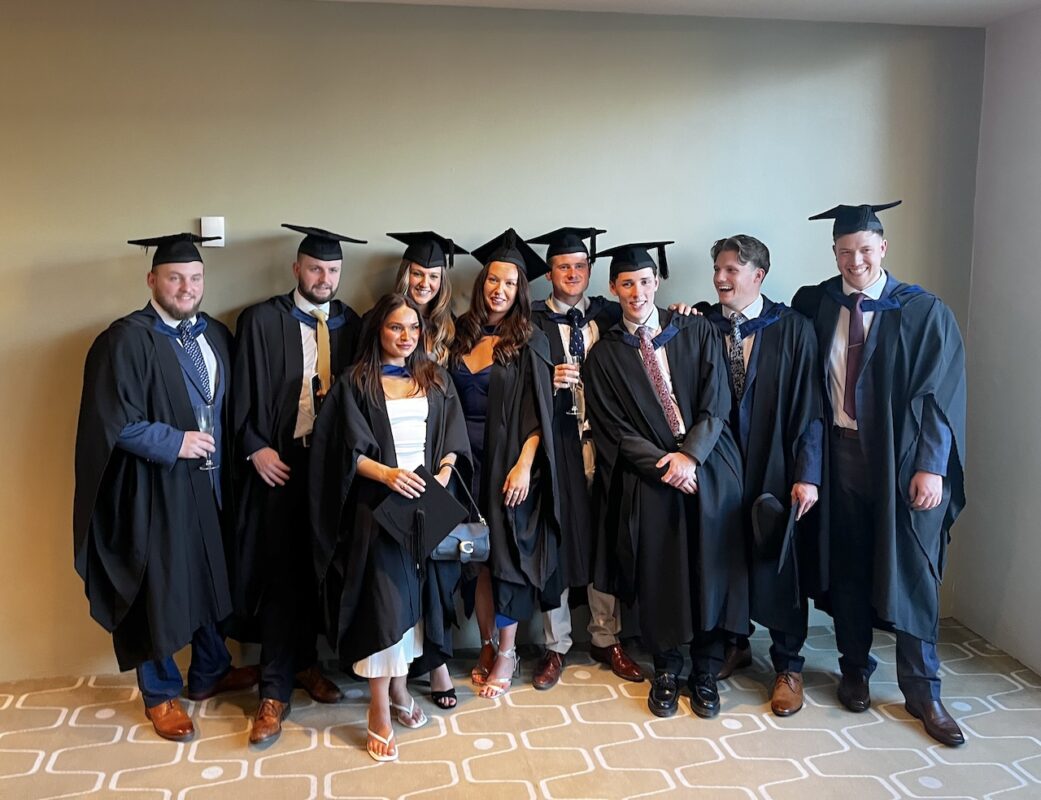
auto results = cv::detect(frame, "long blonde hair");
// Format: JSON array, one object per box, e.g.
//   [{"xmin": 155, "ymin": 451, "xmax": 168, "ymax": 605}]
[{"xmin": 393, "ymin": 259, "xmax": 455, "ymax": 366}]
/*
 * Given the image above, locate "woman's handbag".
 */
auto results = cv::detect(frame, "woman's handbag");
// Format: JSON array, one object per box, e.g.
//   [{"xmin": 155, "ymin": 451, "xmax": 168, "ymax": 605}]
[{"xmin": 431, "ymin": 466, "xmax": 490, "ymax": 563}]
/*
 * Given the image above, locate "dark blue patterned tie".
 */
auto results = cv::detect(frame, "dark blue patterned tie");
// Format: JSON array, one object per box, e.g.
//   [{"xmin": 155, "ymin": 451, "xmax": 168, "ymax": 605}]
[
  {"xmin": 566, "ymin": 307, "xmax": 586, "ymax": 360},
  {"xmin": 178, "ymin": 319, "xmax": 212, "ymax": 403},
  {"xmin": 729, "ymin": 312, "xmax": 747, "ymax": 400}
]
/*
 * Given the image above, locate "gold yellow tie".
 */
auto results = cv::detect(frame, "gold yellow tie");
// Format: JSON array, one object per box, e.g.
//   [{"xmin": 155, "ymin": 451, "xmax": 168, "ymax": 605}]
[{"xmin": 311, "ymin": 309, "xmax": 332, "ymax": 396}]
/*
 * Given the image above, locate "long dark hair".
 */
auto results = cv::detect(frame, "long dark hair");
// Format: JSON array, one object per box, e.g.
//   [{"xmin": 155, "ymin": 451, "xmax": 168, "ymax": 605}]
[
  {"xmin": 451, "ymin": 261, "xmax": 533, "ymax": 366},
  {"xmin": 352, "ymin": 294, "xmax": 447, "ymax": 405}
]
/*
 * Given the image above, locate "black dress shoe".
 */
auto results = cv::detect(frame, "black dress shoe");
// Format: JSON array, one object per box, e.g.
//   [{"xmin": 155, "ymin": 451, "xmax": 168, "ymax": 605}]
[
  {"xmin": 688, "ymin": 672, "xmax": 721, "ymax": 719},
  {"xmin": 837, "ymin": 672, "xmax": 871, "ymax": 712},
  {"xmin": 648, "ymin": 671, "xmax": 680, "ymax": 718},
  {"xmin": 716, "ymin": 644, "xmax": 752, "ymax": 680},
  {"xmin": 905, "ymin": 699, "xmax": 966, "ymax": 746}
]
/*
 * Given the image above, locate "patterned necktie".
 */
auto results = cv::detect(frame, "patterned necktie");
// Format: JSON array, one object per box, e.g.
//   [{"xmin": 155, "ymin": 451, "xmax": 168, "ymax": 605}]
[
  {"xmin": 637, "ymin": 325, "xmax": 682, "ymax": 437},
  {"xmin": 177, "ymin": 319, "xmax": 212, "ymax": 403},
  {"xmin": 843, "ymin": 293, "xmax": 866, "ymax": 420},
  {"xmin": 728, "ymin": 312, "xmax": 747, "ymax": 400},
  {"xmin": 311, "ymin": 309, "xmax": 332, "ymax": 396},
  {"xmin": 566, "ymin": 307, "xmax": 586, "ymax": 360}
]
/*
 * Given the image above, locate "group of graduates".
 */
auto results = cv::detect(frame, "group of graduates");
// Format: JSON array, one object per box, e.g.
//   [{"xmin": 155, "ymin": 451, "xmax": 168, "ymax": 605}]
[{"xmin": 73, "ymin": 200, "xmax": 967, "ymax": 765}]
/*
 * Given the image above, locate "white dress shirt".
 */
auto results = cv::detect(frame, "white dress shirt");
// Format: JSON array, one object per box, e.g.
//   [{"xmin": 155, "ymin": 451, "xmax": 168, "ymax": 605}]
[
  {"xmin": 293, "ymin": 289, "xmax": 331, "ymax": 439},
  {"xmin": 828, "ymin": 269, "xmax": 887, "ymax": 430},
  {"xmin": 150, "ymin": 299, "xmax": 218, "ymax": 395},
  {"xmin": 622, "ymin": 307, "xmax": 686, "ymax": 435},
  {"xmin": 546, "ymin": 295, "xmax": 600, "ymax": 480},
  {"xmin": 723, "ymin": 293, "xmax": 764, "ymax": 370}
]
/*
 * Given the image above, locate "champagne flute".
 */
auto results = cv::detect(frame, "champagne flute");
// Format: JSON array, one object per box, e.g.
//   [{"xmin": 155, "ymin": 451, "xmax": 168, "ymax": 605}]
[
  {"xmin": 565, "ymin": 353, "xmax": 583, "ymax": 417},
  {"xmin": 194, "ymin": 403, "xmax": 217, "ymax": 471}
]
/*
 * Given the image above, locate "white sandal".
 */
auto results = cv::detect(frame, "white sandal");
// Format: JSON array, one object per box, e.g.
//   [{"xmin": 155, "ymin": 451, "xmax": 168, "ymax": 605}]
[
  {"xmin": 479, "ymin": 647, "xmax": 519, "ymax": 699},
  {"xmin": 366, "ymin": 727, "xmax": 398, "ymax": 762},
  {"xmin": 471, "ymin": 636, "xmax": 499, "ymax": 686},
  {"xmin": 390, "ymin": 697, "xmax": 428, "ymax": 729}
]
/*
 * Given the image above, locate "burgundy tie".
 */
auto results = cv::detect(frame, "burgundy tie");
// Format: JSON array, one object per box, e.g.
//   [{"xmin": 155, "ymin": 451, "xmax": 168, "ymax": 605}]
[
  {"xmin": 637, "ymin": 326, "xmax": 683, "ymax": 437},
  {"xmin": 843, "ymin": 293, "xmax": 866, "ymax": 420}
]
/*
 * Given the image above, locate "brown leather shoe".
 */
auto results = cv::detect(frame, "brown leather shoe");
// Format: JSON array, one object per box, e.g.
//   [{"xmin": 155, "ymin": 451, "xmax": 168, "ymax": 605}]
[
  {"xmin": 294, "ymin": 665, "xmax": 343, "ymax": 704},
  {"xmin": 532, "ymin": 650, "xmax": 566, "ymax": 690},
  {"xmin": 249, "ymin": 698, "xmax": 290, "ymax": 745},
  {"xmin": 145, "ymin": 699, "xmax": 195, "ymax": 742},
  {"xmin": 770, "ymin": 671, "xmax": 804, "ymax": 716},
  {"xmin": 590, "ymin": 643, "xmax": 645, "ymax": 683},
  {"xmin": 185, "ymin": 665, "xmax": 260, "ymax": 701},
  {"xmin": 717, "ymin": 644, "xmax": 752, "ymax": 680}
]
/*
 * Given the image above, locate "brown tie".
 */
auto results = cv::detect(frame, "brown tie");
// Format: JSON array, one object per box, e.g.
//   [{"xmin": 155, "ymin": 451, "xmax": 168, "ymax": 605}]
[
  {"xmin": 843, "ymin": 293, "xmax": 866, "ymax": 420},
  {"xmin": 311, "ymin": 309, "xmax": 332, "ymax": 396}
]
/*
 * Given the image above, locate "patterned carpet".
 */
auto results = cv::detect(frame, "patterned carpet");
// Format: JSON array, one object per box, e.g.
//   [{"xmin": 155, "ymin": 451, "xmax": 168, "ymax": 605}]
[{"xmin": 1, "ymin": 619, "xmax": 1039, "ymax": 799}]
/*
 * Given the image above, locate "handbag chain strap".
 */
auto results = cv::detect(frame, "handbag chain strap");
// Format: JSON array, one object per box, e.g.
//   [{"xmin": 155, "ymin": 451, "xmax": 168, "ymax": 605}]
[{"xmin": 448, "ymin": 464, "xmax": 487, "ymax": 526}]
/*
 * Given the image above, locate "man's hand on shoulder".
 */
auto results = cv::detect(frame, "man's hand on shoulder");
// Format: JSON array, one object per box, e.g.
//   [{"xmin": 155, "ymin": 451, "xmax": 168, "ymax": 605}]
[
  {"xmin": 251, "ymin": 446, "xmax": 291, "ymax": 487},
  {"xmin": 667, "ymin": 303, "xmax": 701, "ymax": 316}
]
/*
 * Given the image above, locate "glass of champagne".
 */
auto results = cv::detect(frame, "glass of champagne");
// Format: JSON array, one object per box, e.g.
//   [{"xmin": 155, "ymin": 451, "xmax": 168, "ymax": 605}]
[
  {"xmin": 194, "ymin": 403, "xmax": 217, "ymax": 471},
  {"xmin": 565, "ymin": 353, "xmax": 583, "ymax": 417}
]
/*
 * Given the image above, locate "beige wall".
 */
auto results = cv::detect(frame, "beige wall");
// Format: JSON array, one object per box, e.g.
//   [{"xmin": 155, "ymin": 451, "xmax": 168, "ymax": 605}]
[
  {"xmin": 0, "ymin": 0, "xmax": 983, "ymax": 681},
  {"xmin": 947, "ymin": 5, "xmax": 1041, "ymax": 675}
]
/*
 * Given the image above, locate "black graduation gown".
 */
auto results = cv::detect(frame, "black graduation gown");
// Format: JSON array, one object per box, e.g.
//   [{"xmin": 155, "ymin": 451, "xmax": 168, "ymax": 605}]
[
  {"xmin": 459, "ymin": 328, "xmax": 562, "ymax": 620},
  {"xmin": 231, "ymin": 292, "xmax": 360, "ymax": 617},
  {"xmin": 73, "ymin": 305, "xmax": 234, "ymax": 670},
  {"xmin": 792, "ymin": 275, "xmax": 966, "ymax": 643},
  {"xmin": 698, "ymin": 298, "xmax": 825, "ymax": 636},
  {"xmin": 531, "ymin": 295, "xmax": 622, "ymax": 589},
  {"xmin": 308, "ymin": 372, "xmax": 472, "ymax": 666},
  {"xmin": 584, "ymin": 310, "xmax": 747, "ymax": 653}
]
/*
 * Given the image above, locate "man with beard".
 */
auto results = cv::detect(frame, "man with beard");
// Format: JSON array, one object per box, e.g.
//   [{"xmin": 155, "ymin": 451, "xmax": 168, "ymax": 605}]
[
  {"xmin": 74, "ymin": 233, "xmax": 257, "ymax": 742},
  {"xmin": 697, "ymin": 234, "xmax": 823, "ymax": 717},
  {"xmin": 525, "ymin": 227, "xmax": 643, "ymax": 690},
  {"xmin": 232, "ymin": 224, "xmax": 365, "ymax": 744},
  {"xmin": 584, "ymin": 242, "xmax": 747, "ymax": 719},
  {"xmin": 793, "ymin": 202, "xmax": 967, "ymax": 746}
]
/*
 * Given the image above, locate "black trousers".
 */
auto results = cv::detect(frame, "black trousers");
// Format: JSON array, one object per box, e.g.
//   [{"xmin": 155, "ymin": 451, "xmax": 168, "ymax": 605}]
[
  {"xmin": 653, "ymin": 628, "xmax": 726, "ymax": 681},
  {"xmin": 258, "ymin": 442, "xmax": 321, "ymax": 702},
  {"xmin": 830, "ymin": 434, "xmax": 941, "ymax": 702}
]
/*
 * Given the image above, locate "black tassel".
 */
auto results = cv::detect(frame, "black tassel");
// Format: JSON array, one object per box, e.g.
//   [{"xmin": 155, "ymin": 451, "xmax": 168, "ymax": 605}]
[{"xmin": 658, "ymin": 245, "xmax": 669, "ymax": 280}]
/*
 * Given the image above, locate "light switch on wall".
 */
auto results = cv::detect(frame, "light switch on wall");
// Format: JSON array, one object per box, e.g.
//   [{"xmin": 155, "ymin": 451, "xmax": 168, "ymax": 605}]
[{"xmin": 200, "ymin": 216, "xmax": 225, "ymax": 246}]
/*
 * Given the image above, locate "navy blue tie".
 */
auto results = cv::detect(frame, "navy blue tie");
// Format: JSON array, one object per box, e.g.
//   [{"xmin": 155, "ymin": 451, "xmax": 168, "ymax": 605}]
[
  {"xmin": 178, "ymin": 319, "xmax": 212, "ymax": 403},
  {"xmin": 566, "ymin": 307, "xmax": 586, "ymax": 361}
]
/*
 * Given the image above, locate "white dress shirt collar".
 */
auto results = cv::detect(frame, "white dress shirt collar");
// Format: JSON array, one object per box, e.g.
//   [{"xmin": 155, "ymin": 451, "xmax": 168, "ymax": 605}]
[
  {"xmin": 546, "ymin": 294, "xmax": 590, "ymax": 315},
  {"xmin": 622, "ymin": 306, "xmax": 660, "ymax": 335},
  {"xmin": 842, "ymin": 269, "xmax": 887, "ymax": 300},
  {"xmin": 150, "ymin": 299, "xmax": 196, "ymax": 330},
  {"xmin": 293, "ymin": 288, "xmax": 331, "ymax": 316},
  {"xmin": 724, "ymin": 293, "xmax": 764, "ymax": 321}
]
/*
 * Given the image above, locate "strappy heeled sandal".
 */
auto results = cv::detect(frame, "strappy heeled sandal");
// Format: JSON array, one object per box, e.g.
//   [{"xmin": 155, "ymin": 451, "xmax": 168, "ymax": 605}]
[
  {"xmin": 479, "ymin": 647, "xmax": 519, "ymax": 699},
  {"xmin": 366, "ymin": 726, "xmax": 398, "ymax": 762},
  {"xmin": 471, "ymin": 636, "xmax": 498, "ymax": 686},
  {"xmin": 389, "ymin": 697, "xmax": 428, "ymax": 729}
]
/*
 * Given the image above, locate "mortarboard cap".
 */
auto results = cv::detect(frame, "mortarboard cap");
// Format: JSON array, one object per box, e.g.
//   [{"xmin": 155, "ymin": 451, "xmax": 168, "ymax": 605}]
[
  {"xmin": 127, "ymin": 233, "xmax": 218, "ymax": 267},
  {"xmin": 750, "ymin": 493, "xmax": 798, "ymax": 561},
  {"xmin": 598, "ymin": 241, "xmax": 675, "ymax": 280},
  {"xmin": 372, "ymin": 465, "xmax": 469, "ymax": 562},
  {"xmin": 808, "ymin": 201, "xmax": 902, "ymax": 238},
  {"xmin": 387, "ymin": 231, "xmax": 469, "ymax": 269},
  {"xmin": 529, "ymin": 226, "xmax": 606, "ymax": 261},
  {"xmin": 282, "ymin": 223, "xmax": 367, "ymax": 262},
  {"xmin": 471, "ymin": 228, "xmax": 549, "ymax": 281}
]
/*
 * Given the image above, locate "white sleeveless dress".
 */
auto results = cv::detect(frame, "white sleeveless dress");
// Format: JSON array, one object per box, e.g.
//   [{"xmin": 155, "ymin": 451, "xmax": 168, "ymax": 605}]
[{"xmin": 352, "ymin": 395, "xmax": 430, "ymax": 679}]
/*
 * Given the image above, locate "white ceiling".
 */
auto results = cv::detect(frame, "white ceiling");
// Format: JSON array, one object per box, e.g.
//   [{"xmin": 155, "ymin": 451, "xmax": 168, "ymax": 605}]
[{"xmin": 323, "ymin": 0, "xmax": 1041, "ymax": 27}]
